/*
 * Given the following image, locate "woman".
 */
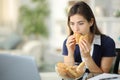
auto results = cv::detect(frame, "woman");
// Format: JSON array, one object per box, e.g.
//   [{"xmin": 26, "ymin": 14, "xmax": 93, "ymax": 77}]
[{"xmin": 62, "ymin": 1, "xmax": 116, "ymax": 77}]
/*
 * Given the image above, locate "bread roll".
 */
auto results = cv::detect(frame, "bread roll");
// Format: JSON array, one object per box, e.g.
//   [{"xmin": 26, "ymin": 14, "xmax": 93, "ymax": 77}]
[
  {"xmin": 57, "ymin": 66, "xmax": 67, "ymax": 76},
  {"xmin": 74, "ymin": 33, "xmax": 89, "ymax": 44},
  {"xmin": 83, "ymin": 34, "xmax": 89, "ymax": 42},
  {"xmin": 74, "ymin": 33, "xmax": 82, "ymax": 44},
  {"xmin": 56, "ymin": 62, "xmax": 68, "ymax": 78},
  {"xmin": 66, "ymin": 66, "xmax": 78, "ymax": 78},
  {"xmin": 57, "ymin": 62, "xmax": 67, "ymax": 69},
  {"xmin": 56, "ymin": 62, "xmax": 84, "ymax": 79},
  {"xmin": 76, "ymin": 62, "xmax": 85, "ymax": 72}
]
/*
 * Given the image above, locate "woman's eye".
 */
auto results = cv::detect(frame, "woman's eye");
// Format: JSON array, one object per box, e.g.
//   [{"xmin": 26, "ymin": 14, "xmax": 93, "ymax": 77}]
[
  {"xmin": 70, "ymin": 22, "xmax": 74, "ymax": 25},
  {"xmin": 79, "ymin": 23, "xmax": 84, "ymax": 25}
]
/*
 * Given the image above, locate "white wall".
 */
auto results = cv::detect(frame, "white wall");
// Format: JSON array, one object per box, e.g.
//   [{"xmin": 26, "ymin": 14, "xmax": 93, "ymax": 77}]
[{"xmin": 48, "ymin": 0, "xmax": 69, "ymax": 50}]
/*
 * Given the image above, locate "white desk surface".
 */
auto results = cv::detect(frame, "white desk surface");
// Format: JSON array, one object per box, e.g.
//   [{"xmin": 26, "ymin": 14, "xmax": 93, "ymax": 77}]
[{"xmin": 40, "ymin": 72, "xmax": 61, "ymax": 80}]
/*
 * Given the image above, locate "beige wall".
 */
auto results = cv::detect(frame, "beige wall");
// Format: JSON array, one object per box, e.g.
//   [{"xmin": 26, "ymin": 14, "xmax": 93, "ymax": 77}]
[{"xmin": 0, "ymin": 0, "xmax": 18, "ymax": 27}]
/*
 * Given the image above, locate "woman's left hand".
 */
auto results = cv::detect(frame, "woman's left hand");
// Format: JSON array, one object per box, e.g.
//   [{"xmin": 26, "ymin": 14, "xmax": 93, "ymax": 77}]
[{"xmin": 78, "ymin": 38, "xmax": 91, "ymax": 58}]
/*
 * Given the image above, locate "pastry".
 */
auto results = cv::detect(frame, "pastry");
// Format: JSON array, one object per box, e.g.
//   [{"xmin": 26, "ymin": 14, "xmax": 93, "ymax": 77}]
[
  {"xmin": 76, "ymin": 62, "xmax": 85, "ymax": 72},
  {"xmin": 74, "ymin": 33, "xmax": 82, "ymax": 44},
  {"xmin": 56, "ymin": 62, "xmax": 84, "ymax": 79},
  {"xmin": 74, "ymin": 33, "xmax": 89, "ymax": 44}
]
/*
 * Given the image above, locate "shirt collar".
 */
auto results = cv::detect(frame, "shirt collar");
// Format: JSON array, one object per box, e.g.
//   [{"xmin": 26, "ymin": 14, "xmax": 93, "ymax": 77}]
[{"xmin": 92, "ymin": 35, "xmax": 101, "ymax": 45}]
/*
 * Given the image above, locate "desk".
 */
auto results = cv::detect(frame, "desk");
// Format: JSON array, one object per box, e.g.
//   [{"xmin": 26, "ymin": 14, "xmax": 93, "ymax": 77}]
[{"xmin": 40, "ymin": 72, "xmax": 61, "ymax": 80}]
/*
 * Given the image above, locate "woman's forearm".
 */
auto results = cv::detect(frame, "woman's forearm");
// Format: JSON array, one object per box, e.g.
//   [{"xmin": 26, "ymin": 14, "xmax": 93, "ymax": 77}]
[
  {"xmin": 84, "ymin": 57, "xmax": 103, "ymax": 73},
  {"xmin": 64, "ymin": 52, "xmax": 75, "ymax": 66}
]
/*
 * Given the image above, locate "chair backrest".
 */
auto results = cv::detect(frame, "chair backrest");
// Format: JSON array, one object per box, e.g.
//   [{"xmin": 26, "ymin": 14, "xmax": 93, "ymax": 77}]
[{"xmin": 113, "ymin": 48, "xmax": 120, "ymax": 74}]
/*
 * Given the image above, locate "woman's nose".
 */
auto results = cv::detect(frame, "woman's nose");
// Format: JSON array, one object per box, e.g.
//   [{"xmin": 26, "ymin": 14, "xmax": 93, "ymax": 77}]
[{"xmin": 74, "ymin": 24, "xmax": 79, "ymax": 31}]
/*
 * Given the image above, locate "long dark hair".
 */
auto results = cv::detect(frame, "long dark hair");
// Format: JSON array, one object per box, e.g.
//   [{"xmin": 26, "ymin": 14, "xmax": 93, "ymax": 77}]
[{"xmin": 67, "ymin": 1, "xmax": 101, "ymax": 35}]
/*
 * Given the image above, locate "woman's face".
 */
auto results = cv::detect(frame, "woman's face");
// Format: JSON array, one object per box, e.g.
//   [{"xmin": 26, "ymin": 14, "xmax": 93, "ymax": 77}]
[{"xmin": 69, "ymin": 14, "xmax": 93, "ymax": 35}]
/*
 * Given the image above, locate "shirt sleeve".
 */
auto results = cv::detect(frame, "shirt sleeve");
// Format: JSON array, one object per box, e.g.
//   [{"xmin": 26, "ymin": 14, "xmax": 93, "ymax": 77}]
[
  {"xmin": 102, "ymin": 36, "xmax": 116, "ymax": 57},
  {"xmin": 62, "ymin": 39, "xmax": 68, "ymax": 56}
]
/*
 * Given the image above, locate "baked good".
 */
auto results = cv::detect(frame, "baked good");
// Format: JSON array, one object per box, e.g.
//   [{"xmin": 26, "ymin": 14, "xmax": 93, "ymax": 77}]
[
  {"xmin": 74, "ymin": 33, "xmax": 89, "ymax": 44},
  {"xmin": 56, "ymin": 62, "xmax": 68, "ymax": 78},
  {"xmin": 74, "ymin": 33, "xmax": 82, "ymax": 44},
  {"xmin": 76, "ymin": 62, "xmax": 85, "ymax": 72},
  {"xmin": 83, "ymin": 34, "xmax": 89, "ymax": 42},
  {"xmin": 56, "ymin": 62, "xmax": 84, "ymax": 79}
]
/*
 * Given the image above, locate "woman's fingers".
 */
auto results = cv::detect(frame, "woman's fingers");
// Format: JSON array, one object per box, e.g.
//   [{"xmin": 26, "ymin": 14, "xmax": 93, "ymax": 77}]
[
  {"xmin": 68, "ymin": 39, "xmax": 75, "ymax": 44},
  {"xmin": 66, "ymin": 36, "xmax": 75, "ymax": 44},
  {"xmin": 80, "ymin": 39, "xmax": 90, "ymax": 52},
  {"xmin": 79, "ymin": 41, "xmax": 85, "ymax": 52},
  {"xmin": 79, "ymin": 39, "xmax": 91, "ymax": 58},
  {"xmin": 81, "ymin": 39, "xmax": 91, "ymax": 52},
  {"xmin": 66, "ymin": 35, "xmax": 76, "ymax": 53}
]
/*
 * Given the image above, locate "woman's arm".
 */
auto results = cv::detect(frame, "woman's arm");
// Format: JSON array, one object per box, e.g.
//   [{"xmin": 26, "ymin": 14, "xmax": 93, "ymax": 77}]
[
  {"xmin": 64, "ymin": 53, "xmax": 75, "ymax": 66},
  {"xmin": 84, "ymin": 56, "xmax": 115, "ymax": 73},
  {"xmin": 100, "ymin": 57, "xmax": 115, "ymax": 73},
  {"xmin": 78, "ymin": 37, "xmax": 115, "ymax": 73},
  {"xmin": 64, "ymin": 35, "xmax": 76, "ymax": 66},
  {"xmin": 84, "ymin": 56, "xmax": 103, "ymax": 73}
]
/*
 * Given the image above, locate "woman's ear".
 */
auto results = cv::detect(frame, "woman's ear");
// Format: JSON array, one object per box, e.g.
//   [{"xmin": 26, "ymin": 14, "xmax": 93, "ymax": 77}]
[{"xmin": 89, "ymin": 18, "xmax": 94, "ymax": 27}]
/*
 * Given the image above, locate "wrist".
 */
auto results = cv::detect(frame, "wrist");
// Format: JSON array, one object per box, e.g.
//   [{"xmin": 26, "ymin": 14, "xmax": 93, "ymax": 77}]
[
  {"xmin": 68, "ymin": 51, "xmax": 74, "ymax": 56},
  {"xmin": 83, "ymin": 56, "xmax": 91, "ymax": 61},
  {"xmin": 68, "ymin": 53, "xmax": 74, "ymax": 57},
  {"xmin": 81, "ymin": 52, "xmax": 91, "ymax": 59}
]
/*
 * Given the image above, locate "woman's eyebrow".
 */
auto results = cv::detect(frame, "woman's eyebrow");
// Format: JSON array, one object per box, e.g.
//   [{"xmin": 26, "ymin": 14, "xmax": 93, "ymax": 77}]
[
  {"xmin": 77, "ymin": 21, "xmax": 85, "ymax": 23},
  {"xmin": 70, "ymin": 20, "xmax": 85, "ymax": 23}
]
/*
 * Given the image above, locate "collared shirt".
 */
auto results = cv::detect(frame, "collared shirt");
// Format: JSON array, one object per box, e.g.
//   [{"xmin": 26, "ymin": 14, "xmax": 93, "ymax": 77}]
[
  {"xmin": 62, "ymin": 34, "xmax": 116, "ymax": 67},
  {"xmin": 82, "ymin": 35, "xmax": 101, "ymax": 62}
]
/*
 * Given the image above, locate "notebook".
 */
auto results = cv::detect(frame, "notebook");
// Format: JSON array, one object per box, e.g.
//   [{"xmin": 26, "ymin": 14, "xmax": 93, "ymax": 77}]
[
  {"xmin": 0, "ymin": 54, "xmax": 41, "ymax": 80},
  {"xmin": 88, "ymin": 73, "xmax": 120, "ymax": 80}
]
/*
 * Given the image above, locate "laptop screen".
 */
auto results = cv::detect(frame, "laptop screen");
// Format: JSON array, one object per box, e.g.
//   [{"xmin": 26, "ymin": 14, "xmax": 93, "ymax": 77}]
[{"xmin": 0, "ymin": 54, "xmax": 41, "ymax": 80}]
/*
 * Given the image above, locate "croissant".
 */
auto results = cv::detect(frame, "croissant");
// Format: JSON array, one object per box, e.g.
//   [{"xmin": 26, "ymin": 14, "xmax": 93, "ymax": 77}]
[
  {"xmin": 74, "ymin": 33, "xmax": 82, "ymax": 44},
  {"xmin": 56, "ymin": 62, "xmax": 68, "ymax": 78},
  {"xmin": 76, "ymin": 62, "xmax": 85, "ymax": 73},
  {"xmin": 74, "ymin": 33, "xmax": 89, "ymax": 44},
  {"xmin": 56, "ymin": 62, "xmax": 84, "ymax": 79}
]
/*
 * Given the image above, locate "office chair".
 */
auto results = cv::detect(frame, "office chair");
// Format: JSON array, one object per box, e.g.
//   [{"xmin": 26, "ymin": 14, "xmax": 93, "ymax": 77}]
[{"xmin": 113, "ymin": 48, "xmax": 120, "ymax": 74}]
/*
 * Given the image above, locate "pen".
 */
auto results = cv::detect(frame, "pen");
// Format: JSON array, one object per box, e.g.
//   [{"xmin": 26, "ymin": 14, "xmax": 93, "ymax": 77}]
[{"xmin": 99, "ymin": 77, "xmax": 118, "ymax": 80}]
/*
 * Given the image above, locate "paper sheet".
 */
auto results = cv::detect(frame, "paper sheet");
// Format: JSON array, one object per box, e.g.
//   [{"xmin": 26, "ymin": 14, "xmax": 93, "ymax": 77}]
[{"xmin": 88, "ymin": 73, "xmax": 120, "ymax": 80}]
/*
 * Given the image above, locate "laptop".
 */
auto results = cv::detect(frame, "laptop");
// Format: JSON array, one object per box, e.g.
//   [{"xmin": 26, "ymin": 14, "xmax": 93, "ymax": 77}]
[{"xmin": 0, "ymin": 54, "xmax": 41, "ymax": 80}]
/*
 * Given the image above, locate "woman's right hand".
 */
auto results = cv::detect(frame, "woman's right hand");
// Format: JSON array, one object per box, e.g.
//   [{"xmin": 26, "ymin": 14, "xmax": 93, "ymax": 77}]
[{"xmin": 66, "ymin": 35, "xmax": 76, "ymax": 55}]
